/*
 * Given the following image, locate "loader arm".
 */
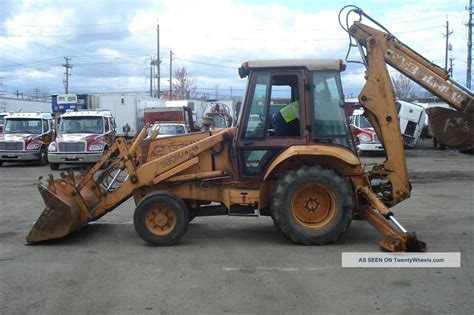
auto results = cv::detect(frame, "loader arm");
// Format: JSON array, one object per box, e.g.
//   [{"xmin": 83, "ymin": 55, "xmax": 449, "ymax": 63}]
[
  {"xmin": 349, "ymin": 20, "xmax": 474, "ymax": 150},
  {"xmin": 26, "ymin": 128, "xmax": 233, "ymax": 244}
]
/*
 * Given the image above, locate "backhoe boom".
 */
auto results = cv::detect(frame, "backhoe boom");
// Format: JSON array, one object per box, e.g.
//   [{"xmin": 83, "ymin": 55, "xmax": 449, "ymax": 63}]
[{"xmin": 349, "ymin": 19, "xmax": 474, "ymax": 150}]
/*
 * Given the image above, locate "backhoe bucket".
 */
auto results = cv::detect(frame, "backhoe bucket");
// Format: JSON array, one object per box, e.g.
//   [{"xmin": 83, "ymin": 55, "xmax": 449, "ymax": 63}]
[
  {"xmin": 426, "ymin": 107, "xmax": 474, "ymax": 150},
  {"xmin": 26, "ymin": 174, "xmax": 96, "ymax": 244}
]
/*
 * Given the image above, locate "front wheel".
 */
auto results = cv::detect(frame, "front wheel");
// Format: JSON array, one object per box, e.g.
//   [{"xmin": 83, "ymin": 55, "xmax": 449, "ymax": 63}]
[
  {"xmin": 271, "ymin": 165, "xmax": 354, "ymax": 245},
  {"xmin": 134, "ymin": 191, "xmax": 189, "ymax": 246}
]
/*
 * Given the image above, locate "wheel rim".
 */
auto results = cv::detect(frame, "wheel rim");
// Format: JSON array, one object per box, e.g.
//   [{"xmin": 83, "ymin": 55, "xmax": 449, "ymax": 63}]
[
  {"xmin": 291, "ymin": 184, "xmax": 337, "ymax": 230},
  {"xmin": 144, "ymin": 204, "xmax": 177, "ymax": 236}
]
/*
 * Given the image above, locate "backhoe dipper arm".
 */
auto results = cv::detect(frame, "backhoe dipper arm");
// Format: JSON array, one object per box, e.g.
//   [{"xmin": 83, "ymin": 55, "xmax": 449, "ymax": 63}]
[
  {"xmin": 349, "ymin": 22, "xmax": 410, "ymax": 206},
  {"xmin": 350, "ymin": 21, "xmax": 474, "ymax": 150}
]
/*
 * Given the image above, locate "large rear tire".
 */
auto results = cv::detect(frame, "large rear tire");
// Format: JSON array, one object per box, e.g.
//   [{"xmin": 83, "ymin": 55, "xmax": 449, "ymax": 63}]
[
  {"xmin": 271, "ymin": 165, "xmax": 354, "ymax": 245},
  {"xmin": 134, "ymin": 191, "xmax": 189, "ymax": 246}
]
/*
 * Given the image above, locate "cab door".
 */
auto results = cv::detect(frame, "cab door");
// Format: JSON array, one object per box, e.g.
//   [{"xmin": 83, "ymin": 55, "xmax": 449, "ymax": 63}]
[{"xmin": 235, "ymin": 69, "xmax": 307, "ymax": 180}]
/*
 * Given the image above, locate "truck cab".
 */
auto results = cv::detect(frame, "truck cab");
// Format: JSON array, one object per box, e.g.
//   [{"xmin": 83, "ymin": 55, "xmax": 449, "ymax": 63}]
[
  {"xmin": 396, "ymin": 100, "xmax": 427, "ymax": 148},
  {"xmin": 47, "ymin": 110, "xmax": 115, "ymax": 170},
  {"xmin": 203, "ymin": 102, "xmax": 233, "ymax": 129},
  {"xmin": 0, "ymin": 112, "xmax": 54, "ymax": 166},
  {"xmin": 350, "ymin": 109, "xmax": 384, "ymax": 155},
  {"xmin": 235, "ymin": 59, "xmax": 356, "ymax": 179},
  {"xmin": 0, "ymin": 112, "xmax": 9, "ymax": 134}
]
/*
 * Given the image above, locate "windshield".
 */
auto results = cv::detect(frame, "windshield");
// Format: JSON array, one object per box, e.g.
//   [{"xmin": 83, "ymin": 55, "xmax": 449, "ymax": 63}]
[
  {"xmin": 213, "ymin": 116, "xmax": 227, "ymax": 128},
  {"xmin": 60, "ymin": 117, "xmax": 104, "ymax": 134},
  {"xmin": 4, "ymin": 118, "xmax": 43, "ymax": 134},
  {"xmin": 359, "ymin": 115, "xmax": 373, "ymax": 128},
  {"xmin": 159, "ymin": 124, "xmax": 186, "ymax": 135},
  {"xmin": 312, "ymin": 71, "xmax": 350, "ymax": 147}
]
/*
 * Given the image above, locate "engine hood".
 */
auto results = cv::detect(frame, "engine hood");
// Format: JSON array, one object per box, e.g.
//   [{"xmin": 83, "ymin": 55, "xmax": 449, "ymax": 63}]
[{"xmin": 0, "ymin": 133, "xmax": 38, "ymax": 142}]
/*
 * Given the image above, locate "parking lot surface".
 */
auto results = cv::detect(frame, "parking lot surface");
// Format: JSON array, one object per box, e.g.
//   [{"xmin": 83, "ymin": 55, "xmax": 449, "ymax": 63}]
[{"xmin": 1, "ymin": 140, "xmax": 473, "ymax": 314}]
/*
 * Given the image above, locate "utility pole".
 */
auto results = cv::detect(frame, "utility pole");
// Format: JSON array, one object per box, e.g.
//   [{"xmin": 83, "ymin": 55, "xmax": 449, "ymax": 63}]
[
  {"xmin": 169, "ymin": 50, "xmax": 173, "ymax": 100},
  {"xmin": 443, "ymin": 20, "xmax": 453, "ymax": 72},
  {"xmin": 62, "ymin": 57, "xmax": 72, "ymax": 94},
  {"xmin": 449, "ymin": 57, "xmax": 455, "ymax": 77},
  {"xmin": 157, "ymin": 23, "xmax": 160, "ymax": 98},
  {"xmin": 467, "ymin": 0, "xmax": 473, "ymax": 89},
  {"xmin": 149, "ymin": 64, "xmax": 154, "ymax": 97}
]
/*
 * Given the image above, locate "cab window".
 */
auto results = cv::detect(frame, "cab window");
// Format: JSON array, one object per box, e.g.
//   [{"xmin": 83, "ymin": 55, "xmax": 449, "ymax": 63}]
[
  {"xmin": 242, "ymin": 73, "xmax": 300, "ymax": 139},
  {"xmin": 243, "ymin": 72, "xmax": 270, "ymax": 139},
  {"xmin": 312, "ymin": 71, "xmax": 350, "ymax": 148},
  {"xmin": 42, "ymin": 120, "xmax": 49, "ymax": 132},
  {"xmin": 104, "ymin": 118, "xmax": 110, "ymax": 132}
]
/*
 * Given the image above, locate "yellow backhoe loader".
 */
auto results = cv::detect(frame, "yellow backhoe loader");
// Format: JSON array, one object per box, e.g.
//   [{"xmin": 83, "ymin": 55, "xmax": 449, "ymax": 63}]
[{"xmin": 26, "ymin": 6, "xmax": 473, "ymax": 251}]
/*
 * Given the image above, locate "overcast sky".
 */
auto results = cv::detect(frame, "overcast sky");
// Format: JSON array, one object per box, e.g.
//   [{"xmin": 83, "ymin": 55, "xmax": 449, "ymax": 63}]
[{"xmin": 0, "ymin": 0, "xmax": 470, "ymax": 99}]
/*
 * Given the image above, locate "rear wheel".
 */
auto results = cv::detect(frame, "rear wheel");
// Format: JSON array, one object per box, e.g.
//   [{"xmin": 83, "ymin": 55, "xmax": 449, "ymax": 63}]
[
  {"xmin": 271, "ymin": 165, "xmax": 354, "ymax": 245},
  {"xmin": 49, "ymin": 163, "xmax": 60, "ymax": 170},
  {"xmin": 134, "ymin": 191, "xmax": 189, "ymax": 246}
]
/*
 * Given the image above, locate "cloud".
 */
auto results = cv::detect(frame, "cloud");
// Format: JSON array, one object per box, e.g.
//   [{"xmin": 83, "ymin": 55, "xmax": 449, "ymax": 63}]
[{"xmin": 0, "ymin": 0, "xmax": 470, "ymax": 97}]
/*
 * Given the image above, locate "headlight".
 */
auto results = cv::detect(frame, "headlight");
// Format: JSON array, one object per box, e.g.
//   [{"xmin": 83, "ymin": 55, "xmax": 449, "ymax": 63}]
[
  {"xmin": 89, "ymin": 144, "xmax": 104, "ymax": 151},
  {"xmin": 358, "ymin": 134, "xmax": 372, "ymax": 142},
  {"xmin": 26, "ymin": 143, "xmax": 40, "ymax": 150},
  {"xmin": 48, "ymin": 143, "xmax": 57, "ymax": 152}
]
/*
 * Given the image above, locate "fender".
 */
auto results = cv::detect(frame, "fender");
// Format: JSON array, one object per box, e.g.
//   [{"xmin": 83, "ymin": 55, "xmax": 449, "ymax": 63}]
[{"xmin": 263, "ymin": 145, "xmax": 362, "ymax": 181}]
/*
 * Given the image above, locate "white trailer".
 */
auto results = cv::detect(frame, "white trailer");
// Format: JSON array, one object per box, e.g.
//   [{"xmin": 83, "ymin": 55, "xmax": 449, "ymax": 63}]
[
  {"xmin": 90, "ymin": 94, "xmax": 163, "ymax": 137},
  {"xmin": 165, "ymin": 100, "xmax": 206, "ymax": 128},
  {"xmin": 0, "ymin": 97, "xmax": 51, "ymax": 113}
]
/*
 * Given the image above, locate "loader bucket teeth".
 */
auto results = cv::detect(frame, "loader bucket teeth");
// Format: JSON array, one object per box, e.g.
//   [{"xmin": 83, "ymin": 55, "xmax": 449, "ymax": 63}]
[
  {"xmin": 26, "ymin": 182, "xmax": 89, "ymax": 244},
  {"xmin": 426, "ymin": 107, "xmax": 474, "ymax": 150}
]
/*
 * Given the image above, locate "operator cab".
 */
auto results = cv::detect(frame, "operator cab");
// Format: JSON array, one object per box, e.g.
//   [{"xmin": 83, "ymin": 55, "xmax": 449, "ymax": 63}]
[{"xmin": 236, "ymin": 59, "xmax": 353, "ymax": 177}]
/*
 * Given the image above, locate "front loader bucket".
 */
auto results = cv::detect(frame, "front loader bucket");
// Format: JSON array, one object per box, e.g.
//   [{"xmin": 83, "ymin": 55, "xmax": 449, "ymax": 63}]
[
  {"xmin": 26, "ymin": 174, "xmax": 96, "ymax": 244},
  {"xmin": 426, "ymin": 107, "xmax": 474, "ymax": 150}
]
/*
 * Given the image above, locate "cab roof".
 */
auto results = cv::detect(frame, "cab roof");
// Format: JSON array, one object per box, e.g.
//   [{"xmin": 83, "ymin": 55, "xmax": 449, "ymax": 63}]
[
  {"xmin": 239, "ymin": 59, "xmax": 344, "ymax": 78},
  {"xmin": 246, "ymin": 59, "xmax": 342, "ymax": 70},
  {"xmin": 61, "ymin": 110, "xmax": 113, "ymax": 118},
  {"xmin": 5, "ymin": 112, "xmax": 53, "ymax": 119}
]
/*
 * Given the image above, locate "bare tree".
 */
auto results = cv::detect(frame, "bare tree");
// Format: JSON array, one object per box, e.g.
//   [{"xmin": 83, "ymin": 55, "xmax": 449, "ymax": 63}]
[
  {"xmin": 391, "ymin": 73, "xmax": 414, "ymax": 99},
  {"xmin": 172, "ymin": 66, "xmax": 197, "ymax": 100}
]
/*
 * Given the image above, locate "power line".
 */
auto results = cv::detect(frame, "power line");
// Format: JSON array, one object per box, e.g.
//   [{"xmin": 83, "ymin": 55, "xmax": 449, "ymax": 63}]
[
  {"xmin": 6, "ymin": 28, "xmax": 154, "ymax": 38},
  {"xmin": 173, "ymin": 57, "xmax": 236, "ymax": 69},
  {"xmin": 10, "ymin": 21, "xmax": 135, "ymax": 27}
]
